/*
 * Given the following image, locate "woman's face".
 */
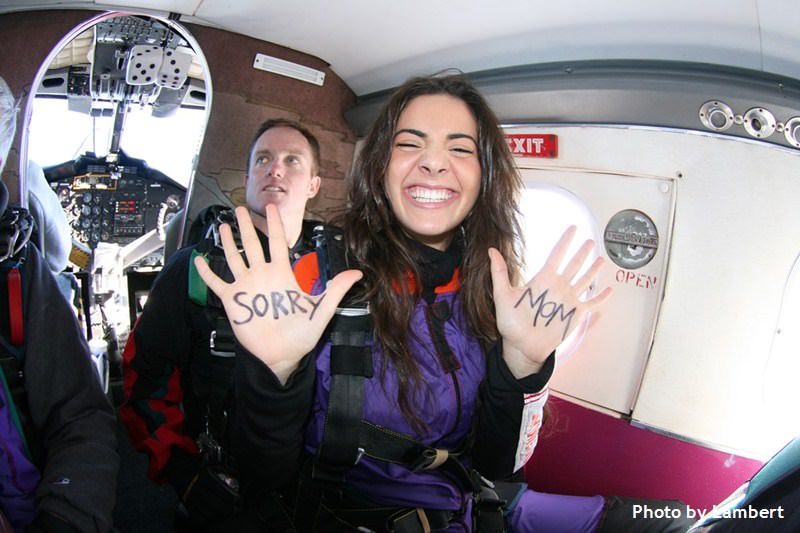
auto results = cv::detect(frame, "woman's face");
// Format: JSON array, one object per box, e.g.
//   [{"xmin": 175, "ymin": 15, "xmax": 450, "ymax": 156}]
[{"xmin": 385, "ymin": 94, "xmax": 481, "ymax": 251}]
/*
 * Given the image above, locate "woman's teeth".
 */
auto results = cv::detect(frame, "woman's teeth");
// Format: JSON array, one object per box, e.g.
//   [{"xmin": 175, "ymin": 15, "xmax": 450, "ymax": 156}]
[{"xmin": 409, "ymin": 187, "xmax": 452, "ymax": 202}]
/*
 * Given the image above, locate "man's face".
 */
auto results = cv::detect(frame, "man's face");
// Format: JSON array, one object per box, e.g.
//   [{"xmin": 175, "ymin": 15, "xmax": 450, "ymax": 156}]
[{"xmin": 245, "ymin": 126, "xmax": 321, "ymax": 223}]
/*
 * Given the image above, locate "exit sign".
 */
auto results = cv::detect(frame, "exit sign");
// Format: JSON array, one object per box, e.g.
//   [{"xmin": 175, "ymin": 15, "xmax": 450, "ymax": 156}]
[{"xmin": 505, "ymin": 134, "xmax": 558, "ymax": 158}]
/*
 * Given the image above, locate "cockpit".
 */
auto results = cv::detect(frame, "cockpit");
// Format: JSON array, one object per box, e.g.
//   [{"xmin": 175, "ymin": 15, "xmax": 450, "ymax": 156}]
[{"xmin": 22, "ymin": 13, "xmax": 208, "ymax": 396}]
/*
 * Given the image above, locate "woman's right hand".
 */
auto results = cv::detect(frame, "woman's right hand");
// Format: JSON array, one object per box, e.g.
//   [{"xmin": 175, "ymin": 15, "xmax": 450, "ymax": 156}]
[{"xmin": 194, "ymin": 204, "xmax": 362, "ymax": 384}]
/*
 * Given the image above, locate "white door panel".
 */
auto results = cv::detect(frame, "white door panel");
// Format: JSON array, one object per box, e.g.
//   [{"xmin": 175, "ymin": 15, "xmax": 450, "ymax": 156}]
[
  {"xmin": 508, "ymin": 125, "xmax": 800, "ymax": 459},
  {"xmin": 518, "ymin": 168, "xmax": 674, "ymax": 414}
]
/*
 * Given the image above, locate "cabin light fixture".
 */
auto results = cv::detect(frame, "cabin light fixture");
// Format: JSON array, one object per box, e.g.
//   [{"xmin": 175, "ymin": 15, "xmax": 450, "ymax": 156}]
[
  {"xmin": 252, "ymin": 53, "xmax": 325, "ymax": 86},
  {"xmin": 743, "ymin": 107, "xmax": 777, "ymax": 138},
  {"xmin": 783, "ymin": 117, "xmax": 800, "ymax": 148},
  {"xmin": 698, "ymin": 100, "xmax": 734, "ymax": 132},
  {"xmin": 698, "ymin": 101, "xmax": 800, "ymax": 146}
]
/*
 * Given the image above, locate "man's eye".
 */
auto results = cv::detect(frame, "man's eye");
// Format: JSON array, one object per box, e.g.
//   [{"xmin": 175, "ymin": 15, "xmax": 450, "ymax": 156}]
[{"xmin": 255, "ymin": 156, "xmax": 269, "ymax": 164}]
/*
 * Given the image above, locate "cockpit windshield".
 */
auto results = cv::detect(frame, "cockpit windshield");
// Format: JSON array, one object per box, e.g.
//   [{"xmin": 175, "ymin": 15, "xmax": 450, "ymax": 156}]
[{"xmin": 28, "ymin": 97, "xmax": 204, "ymax": 188}]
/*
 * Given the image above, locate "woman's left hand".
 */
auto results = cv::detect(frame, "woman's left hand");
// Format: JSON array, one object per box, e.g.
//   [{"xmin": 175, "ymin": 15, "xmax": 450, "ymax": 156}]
[{"xmin": 489, "ymin": 226, "xmax": 613, "ymax": 378}]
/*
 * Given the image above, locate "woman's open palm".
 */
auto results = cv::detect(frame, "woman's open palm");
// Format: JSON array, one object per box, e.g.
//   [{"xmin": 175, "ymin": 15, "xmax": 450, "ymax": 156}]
[
  {"xmin": 194, "ymin": 205, "xmax": 362, "ymax": 382},
  {"xmin": 489, "ymin": 226, "xmax": 612, "ymax": 378}
]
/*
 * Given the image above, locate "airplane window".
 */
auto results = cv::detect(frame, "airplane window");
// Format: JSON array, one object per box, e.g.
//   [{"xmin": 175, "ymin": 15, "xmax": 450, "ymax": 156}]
[
  {"xmin": 28, "ymin": 98, "xmax": 204, "ymax": 188},
  {"xmin": 519, "ymin": 183, "xmax": 601, "ymax": 363}
]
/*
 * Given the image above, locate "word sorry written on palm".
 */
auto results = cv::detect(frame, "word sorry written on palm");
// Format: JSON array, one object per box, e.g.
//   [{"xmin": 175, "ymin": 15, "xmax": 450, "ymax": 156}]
[{"xmin": 231, "ymin": 289, "xmax": 326, "ymax": 324}]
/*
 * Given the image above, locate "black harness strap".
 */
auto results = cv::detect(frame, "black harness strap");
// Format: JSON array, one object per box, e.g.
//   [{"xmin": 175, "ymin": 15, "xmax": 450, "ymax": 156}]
[
  {"xmin": 202, "ymin": 314, "xmax": 236, "ymax": 464},
  {"xmin": 294, "ymin": 306, "xmax": 373, "ymax": 532},
  {"xmin": 473, "ymin": 481, "xmax": 508, "ymax": 533},
  {"xmin": 313, "ymin": 310, "xmax": 372, "ymax": 484},
  {"xmin": 359, "ymin": 421, "xmax": 467, "ymax": 472},
  {"xmin": 190, "ymin": 208, "xmax": 257, "ymax": 468},
  {"xmin": 194, "ymin": 247, "xmax": 238, "ymax": 466},
  {"xmin": 310, "ymin": 224, "xmax": 373, "ymax": 484},
  {"xmin": 296, "ymin": 226, "xmax": 372, "ymax": 530}
]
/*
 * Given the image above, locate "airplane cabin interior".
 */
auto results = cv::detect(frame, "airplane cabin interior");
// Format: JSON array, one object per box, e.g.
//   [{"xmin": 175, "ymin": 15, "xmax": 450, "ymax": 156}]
[{"xmin": 0, "ymin": 2, "xmax": 798, "ymax": 531}]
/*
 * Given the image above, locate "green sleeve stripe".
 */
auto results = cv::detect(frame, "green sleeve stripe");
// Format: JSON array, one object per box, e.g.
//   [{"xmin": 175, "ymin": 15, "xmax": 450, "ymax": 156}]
[{"xmin": 188, "ymin": 249, "xmax": 208, "ymax": 306}]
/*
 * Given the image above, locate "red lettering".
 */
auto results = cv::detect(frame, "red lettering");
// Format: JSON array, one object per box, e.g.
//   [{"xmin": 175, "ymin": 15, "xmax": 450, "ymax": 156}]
[
  {"xmin": 615, "ymin": 269, "xmax": 658, "ymax": 290},
  {"xmin": 504, "ymin": 134, "xmax": 558, "ymax": 157}
]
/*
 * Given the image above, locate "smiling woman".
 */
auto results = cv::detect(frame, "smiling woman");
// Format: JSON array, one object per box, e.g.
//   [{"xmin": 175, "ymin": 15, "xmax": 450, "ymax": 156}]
[{"xmin": 386, "ymin": 94, "xmax": 482, "ymax": 250}]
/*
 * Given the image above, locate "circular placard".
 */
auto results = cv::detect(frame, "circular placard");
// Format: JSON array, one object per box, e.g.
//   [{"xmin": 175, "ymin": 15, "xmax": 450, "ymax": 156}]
[{"xmin": 604, "ymin": 209, "xmax": 659, "ymax": 269}]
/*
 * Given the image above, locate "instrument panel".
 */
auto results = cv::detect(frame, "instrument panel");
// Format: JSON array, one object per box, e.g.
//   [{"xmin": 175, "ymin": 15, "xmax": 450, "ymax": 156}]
[{"xmin": 45, "ymin": 152, "xmax": 185, "ymax": 252}]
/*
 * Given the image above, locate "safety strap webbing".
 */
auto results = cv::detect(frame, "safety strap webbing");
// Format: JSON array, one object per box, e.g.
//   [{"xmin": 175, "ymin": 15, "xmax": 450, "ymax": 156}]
[{"xmin": 313, "ymin": 311, "xmax": 372, "ymax": 484}]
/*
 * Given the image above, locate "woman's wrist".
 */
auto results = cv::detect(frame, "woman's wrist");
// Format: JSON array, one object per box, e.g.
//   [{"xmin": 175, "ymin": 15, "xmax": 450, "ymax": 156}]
[{"xmin": 501, "ymin": 343, "xmax": 545, "ymax": 379}]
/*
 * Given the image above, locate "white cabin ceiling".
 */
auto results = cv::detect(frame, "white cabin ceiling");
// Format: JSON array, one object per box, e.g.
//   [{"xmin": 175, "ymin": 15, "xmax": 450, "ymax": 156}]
[{"xmin": 0, "ymin": 0, "xmax": 799, "ymax": 97}]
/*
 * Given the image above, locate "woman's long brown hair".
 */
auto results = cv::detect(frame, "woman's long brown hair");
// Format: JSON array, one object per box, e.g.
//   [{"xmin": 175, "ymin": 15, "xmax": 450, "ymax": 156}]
[{"xmin": 340, "ymin": 74, "xmax": 524, "ymax": 432}]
